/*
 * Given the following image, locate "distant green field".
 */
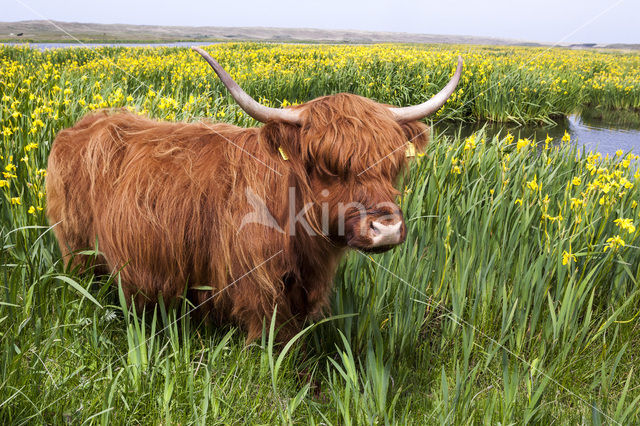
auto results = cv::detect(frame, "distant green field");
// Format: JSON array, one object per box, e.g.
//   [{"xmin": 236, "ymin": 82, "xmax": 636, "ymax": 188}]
[{"xmin": 1, "ymin": 43, "xmax": 639, "ymax": 424}]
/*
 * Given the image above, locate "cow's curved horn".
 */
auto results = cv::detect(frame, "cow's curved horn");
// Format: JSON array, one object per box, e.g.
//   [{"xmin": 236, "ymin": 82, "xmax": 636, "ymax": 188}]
[
  {"xmin": 192, "ymin": 47, "xmax": 302, "ymax": 124},
  {"xmin": 388, "ymin": 56, "xmax": 463, "ymax": 122}
]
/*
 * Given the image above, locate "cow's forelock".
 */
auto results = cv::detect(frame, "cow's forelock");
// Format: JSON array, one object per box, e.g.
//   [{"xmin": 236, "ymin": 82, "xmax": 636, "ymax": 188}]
[{"xmin": 296, "ymin": 94, "xmax": 411, "ymax": 179}]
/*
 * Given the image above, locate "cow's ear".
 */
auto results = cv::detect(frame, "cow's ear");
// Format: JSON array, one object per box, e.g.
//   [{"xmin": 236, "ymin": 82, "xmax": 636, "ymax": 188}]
[
  {"xmin": 259, "ymin": 121, "xmax": 302, "ymax": 160},
  {"xmin": 400, "ymin": 121, "xmax": 430, "ymax": 151}
]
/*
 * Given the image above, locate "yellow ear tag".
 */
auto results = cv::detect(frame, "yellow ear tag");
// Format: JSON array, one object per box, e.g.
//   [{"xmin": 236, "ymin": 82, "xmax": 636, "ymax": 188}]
[
  {"xmin": 405, "ymin": 142, "xmax": 416, "ymax": 158},
  {"xmin": 278, "ymin": 146, "xmax": 289, "ymax": 161}
]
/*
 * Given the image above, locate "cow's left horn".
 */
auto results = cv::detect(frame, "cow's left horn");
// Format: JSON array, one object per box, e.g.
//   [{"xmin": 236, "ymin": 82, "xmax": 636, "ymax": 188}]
[
  {"xmin": 388, "ymin": 56, "xmax": 463, "ymax": 123},
  {"xmin": 192, "ymin": 47, "xmax": 302, "ymax": 125}
]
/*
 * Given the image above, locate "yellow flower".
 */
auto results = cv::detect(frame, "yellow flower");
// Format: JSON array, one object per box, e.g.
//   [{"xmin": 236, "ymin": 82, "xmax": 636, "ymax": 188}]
[
  {"xmin": 614, "ymin": 218, "xmax": 636, "ymax": 234},
  {"xmin": 0, "ymin": 180, "xmax": 8, "ymax": 188},
  {"xmin": 517, "ymin": 138, "xmax": 531, "ymax": 151},
  {"xmin": 632, "ymin": 201, "xmax": 638, "ymax": 209},
  {"xmin": 571, "ymin": 177, "xmax": 581, "ymax": 186},
  {"xmin": 464, "ymin": 135, "xmax": 477, "ymax": 151},
  {"xmin": 544, "ymin": 213, "xmax": 563, "ymax": 223},
  {"xmin": 526, "ymin": 175, "xmax": 538, "ymax": 191},
  {"xmin": 24, "ymin": 143, "xmax": 38, "ymax": 152},
  {"xmin": 544, "ymin": 134, "xmax": 553, "ymax": 149},
  {"xmin": 28, "ymin": 206, "xmax": 36, "ymax": 214},
  {"xmin": 570, "ymin": 197, "xmax": 583, "ymax": 209},
  {"xmin": 562, "ymin": 249, "xmax": 576, "ymax": 266},
  {"xmin": 561, "ymin": 131, "xmax": 571, "ymax": 143},
  {"xmin": 514, "ymin": 198, "xmax": 523, "ymax": 206},
  {"xmin": 10, "ymin": 197, "xmax": 21, "ymax": 205},
  {"xmin": 505, "ymin": 133, "xmax": 514, "ymax": 144},
  {"xmin": 604, "ymin": 235, "xmax": 625, "ymax": 252},
  {"xmin": 451, "ymin": 156, "xmax": 463, "ymax": 174},
  {"xmin": 615, "ymin": 149, "xmax": 623, "ymax": 157}
]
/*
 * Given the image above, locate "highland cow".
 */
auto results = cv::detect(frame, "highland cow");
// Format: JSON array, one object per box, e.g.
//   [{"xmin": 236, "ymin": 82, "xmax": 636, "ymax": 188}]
[{"xmin": 46, "ymin": 47, "xmax": 462, "ymax": 341}]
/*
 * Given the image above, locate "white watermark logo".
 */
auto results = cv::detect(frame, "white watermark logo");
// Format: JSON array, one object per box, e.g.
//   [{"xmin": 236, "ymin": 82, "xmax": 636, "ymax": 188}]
[{"xmin": 238, "ymin": 187, "xmax": 404, "ymax": 244}]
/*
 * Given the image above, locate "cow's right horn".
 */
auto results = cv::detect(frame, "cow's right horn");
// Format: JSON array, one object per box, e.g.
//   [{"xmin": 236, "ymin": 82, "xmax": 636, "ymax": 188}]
[{"xmin": 192, "ymin": 47, "xmax": 302, "ymax": 125}]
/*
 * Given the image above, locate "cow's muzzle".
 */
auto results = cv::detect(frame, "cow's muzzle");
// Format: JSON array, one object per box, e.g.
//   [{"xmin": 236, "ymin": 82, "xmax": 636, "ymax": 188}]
[{"xmin": 345, "ymin": 211, "xmax": 406, "ymax": 253}]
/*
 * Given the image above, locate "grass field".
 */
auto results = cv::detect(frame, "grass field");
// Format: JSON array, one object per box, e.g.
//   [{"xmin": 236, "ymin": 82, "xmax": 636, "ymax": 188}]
[{"xmin": 1, "ymin": 43, "xmax": 640, "ymax": 424}]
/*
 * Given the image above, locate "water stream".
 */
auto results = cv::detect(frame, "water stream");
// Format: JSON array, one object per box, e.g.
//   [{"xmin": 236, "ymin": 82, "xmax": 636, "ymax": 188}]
[{"xmin": 435, "ymin": 108, "xmax": 640, "ymax": 157}]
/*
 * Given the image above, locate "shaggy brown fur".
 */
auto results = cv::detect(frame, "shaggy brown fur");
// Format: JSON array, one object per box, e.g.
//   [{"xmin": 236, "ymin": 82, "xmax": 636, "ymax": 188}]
[{"xmin": 46, "ymin": 93, "xmax": 429, "ymax": 342}]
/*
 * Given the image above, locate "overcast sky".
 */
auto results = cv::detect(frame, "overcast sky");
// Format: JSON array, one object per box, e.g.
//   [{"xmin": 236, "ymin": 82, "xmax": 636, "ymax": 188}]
[{"xmin": 4, "ymin": 0, "xmax": 639, "ymax": 44}]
